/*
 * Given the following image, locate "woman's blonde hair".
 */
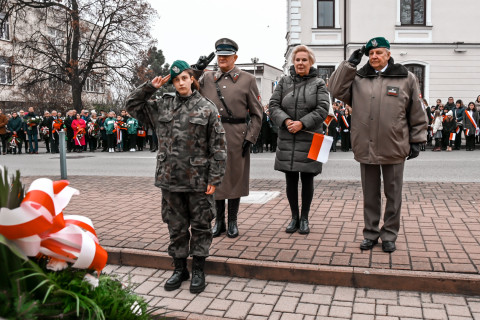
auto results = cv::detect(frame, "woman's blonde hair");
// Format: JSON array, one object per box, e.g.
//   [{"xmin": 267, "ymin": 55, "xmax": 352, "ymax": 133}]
[{"xmin": 291, "ymin": 45, "xmax": 316, "ymax": 65}]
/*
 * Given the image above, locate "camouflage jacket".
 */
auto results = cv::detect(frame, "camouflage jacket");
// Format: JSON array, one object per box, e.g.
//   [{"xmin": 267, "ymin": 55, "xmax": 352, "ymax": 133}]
[{"xmin": 126, "ymin": 82, "xmax": 227, "ymax": 192}]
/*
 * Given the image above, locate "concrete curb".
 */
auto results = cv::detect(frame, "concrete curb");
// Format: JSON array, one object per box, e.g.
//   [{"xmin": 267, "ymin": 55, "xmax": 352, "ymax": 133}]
[{"xmin": 106, "ymin": 246, "xmax": 480, "ymax": 296}]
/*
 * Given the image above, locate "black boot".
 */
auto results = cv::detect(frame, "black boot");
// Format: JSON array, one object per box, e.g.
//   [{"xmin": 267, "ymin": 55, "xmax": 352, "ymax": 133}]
[
  {"xmin": 285, "ymin": 212, "xmax": 299, "ymax": 233},
  {"xmin": 190, "ymin": 256, "xmax": 206, "ymax": 293},
  {"xmin": 227, "ymin": 198, "xmax": 240, "ymax": 238},
  {"xmin": 164, "ymin": 258, "xmax": 189, "ymax": 291},
  {"xmin": 212, "ymin": 200, "xmax": 226, "ymax": 237},
  {"xmin": 299, "ymin": 209, "xmax": 310, "ymax": 234}
]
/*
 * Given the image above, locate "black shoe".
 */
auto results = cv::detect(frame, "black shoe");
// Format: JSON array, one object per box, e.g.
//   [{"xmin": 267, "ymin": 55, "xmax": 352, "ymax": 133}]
[
  {"xmin": 150, "ymin": 148, "xmax": 157, "ymax": 152},
  {"xmin": 382, "ymin": 241, "xmax": 396, "ymax": 253},
  {"xmin": 227, "ymin": 221, "xmax": 238, "ymax": 238},
  {"xmin": 285, "ymin": 218, "xmax": 299, "ymax": 233},
  {"xmin": 164, "ymin": 258, "xmax": 189, "ymax": 291},
  {"xmin": 360, "ymin": 238, "xmax": 378, "ymax": 250},
  {"xmin": 190, "ymin": 256, "xmax": 206, "ymax": 293},
  {"xmin": 298, "ymin": 218, "xmax": 310, "ymax": 234},
  {"xmin": 213, "ymin": 200, "xmax": 226, "ymax": 237}
]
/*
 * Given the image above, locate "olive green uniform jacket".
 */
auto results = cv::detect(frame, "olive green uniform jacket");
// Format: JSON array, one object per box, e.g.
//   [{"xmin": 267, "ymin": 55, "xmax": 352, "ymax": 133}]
[
  {"xmin": 328, "ymin": 59, "xmax": 427, "ymax": 164},
  {"xmin": 199, "ymin": 66, "xmax": 263, "ymax": 200},
  {"xmin": 126, "ymin": 83, "xmax": 227, "ymax": 192}
]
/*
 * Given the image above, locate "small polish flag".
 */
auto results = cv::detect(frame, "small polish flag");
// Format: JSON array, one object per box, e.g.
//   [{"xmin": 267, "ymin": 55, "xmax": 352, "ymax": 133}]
[
  {"xmin": 465, "ymin": 128, "xmax": 470, "ymax": 136},
  {"xmin": 307, "ymin": 133, "xmax": 334, "ymax": 163},
  {"xmin": 449, "ymin": 133, "xmax": 456, "ymax": 141}
]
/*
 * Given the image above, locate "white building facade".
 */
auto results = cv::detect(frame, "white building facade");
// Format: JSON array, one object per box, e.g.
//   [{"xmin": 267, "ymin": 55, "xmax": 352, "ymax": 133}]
[
  {"xmin": 285, "ymin": 0, "xmax": 480, "ymax": 105},
  {"xmin": 0, "ymin": 7, "xmax": 109, "ymax": 111}
]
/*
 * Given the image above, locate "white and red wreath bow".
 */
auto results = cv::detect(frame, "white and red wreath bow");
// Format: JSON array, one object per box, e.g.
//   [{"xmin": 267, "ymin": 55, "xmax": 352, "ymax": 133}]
[{"xmin": 0, "ymin": 178, "xmax": 108, "ymax": 273}]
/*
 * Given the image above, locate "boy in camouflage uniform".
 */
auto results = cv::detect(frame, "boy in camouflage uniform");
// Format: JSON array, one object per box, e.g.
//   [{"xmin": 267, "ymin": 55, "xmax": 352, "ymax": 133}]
[{"xmin": 126, "ymin": 60, "xmax": 227, "ymax": 294}]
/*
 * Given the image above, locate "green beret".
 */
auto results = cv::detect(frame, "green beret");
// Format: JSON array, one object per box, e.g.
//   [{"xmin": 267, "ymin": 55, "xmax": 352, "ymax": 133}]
[
  {"xmin": 169, "ymin": 60, "xmax": 190, "ymax": 84},
  {"xmin": 364, "ymin": 37, "xmax": 390, "ymax": 56}
]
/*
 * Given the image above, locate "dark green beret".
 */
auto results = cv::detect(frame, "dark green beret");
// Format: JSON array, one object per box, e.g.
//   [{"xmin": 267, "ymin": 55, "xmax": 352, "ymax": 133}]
[
  {"xmin": 215, "ymin": 38, "xmax": 238, "ymax": 55},
  {"xmin": 364, "ymin": 37, "xmax": 390, "ymax": 56},
  {"xmin": 169, "ymin": 60, "xmax": 190, "ymax": 84}
]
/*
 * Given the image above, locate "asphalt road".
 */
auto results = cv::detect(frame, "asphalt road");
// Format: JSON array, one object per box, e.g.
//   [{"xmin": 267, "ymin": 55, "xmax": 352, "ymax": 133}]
[{"xmin": 2, "ymin": 146, "xmax": 480, "ymax": 182}]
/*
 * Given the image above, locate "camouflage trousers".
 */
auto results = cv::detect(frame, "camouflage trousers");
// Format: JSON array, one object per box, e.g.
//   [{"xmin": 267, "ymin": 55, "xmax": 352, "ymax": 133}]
[{"xmin": 161, "ymin": 189, "xmax": 215, "ymax": 258}]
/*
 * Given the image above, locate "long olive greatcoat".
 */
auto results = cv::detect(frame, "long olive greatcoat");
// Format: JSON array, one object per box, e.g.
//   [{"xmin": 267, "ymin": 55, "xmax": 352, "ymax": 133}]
[
  {"xmin": 199, "ymin": 66, "xmax": 263, "ymax": 200},
  {"xmin": 328, "ymin": 59, "xmax": 427, "ymax": 164}
]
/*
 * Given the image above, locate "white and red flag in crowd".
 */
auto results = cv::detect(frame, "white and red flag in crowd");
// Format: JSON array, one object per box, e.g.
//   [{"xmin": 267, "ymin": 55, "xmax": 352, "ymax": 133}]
[
  {"xmin": 307, "ymin": 133, "xmax": 333, "ymax": 163},
  {"xmin": 449, "ymin": 133, "xmax": 456, "ymax": 141}
]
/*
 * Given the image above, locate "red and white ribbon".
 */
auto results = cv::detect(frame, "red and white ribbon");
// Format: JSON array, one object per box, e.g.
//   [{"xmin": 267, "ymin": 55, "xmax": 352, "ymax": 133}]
[{"xmin": 0, "ymin": 178, "xmax": 108, "ymax": 273}]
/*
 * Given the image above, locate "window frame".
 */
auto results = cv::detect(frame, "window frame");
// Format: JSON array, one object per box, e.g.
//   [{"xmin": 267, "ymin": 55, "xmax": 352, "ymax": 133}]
[
  {"xmin": 316, "ymin": 0, "xmax": 335, "ymax": 29},
  {"xmin": 400, "ymin": 0, "xmax": 426, "ymax": 26},
  {"xmin": 0, "ymin": 13, "xmax": 9, "ymax": 41},
  {"xmin": 0, "ymin": 56, "xmax": 12, "ymax": 85},
  {"xmin": 317, "ymin": 65, "xmax": 335, "ymax": 83},
  {"xmin": 404, "ymin": 63, "xmax": 425, "ymax": 97}
]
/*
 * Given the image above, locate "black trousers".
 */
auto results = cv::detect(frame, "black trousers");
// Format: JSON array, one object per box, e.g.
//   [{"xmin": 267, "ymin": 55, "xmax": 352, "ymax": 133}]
[
  {"xmin": 51, "ymin": 132, "xmax": 59, "ymax": 153},
  {"xmin": 107, "ymin": 134, "xmax": 115, "ymax": 149},
  {"xmin": 88, "ymin": 135, "xmax": 97, "ymax": 151},
  {"xmin": 466, "ymin": 135, "xmax": 475, "ymax": 150},
  {"xmin": 0, "ymin": 133, "xmax": 7, "ymax": 154},
  {"xmin": 129, "ymin": 134, "xmax": 137, "ymax": 149},
  {"xmin": 285, "ymin": 171, "xmax": 315, "ymax": 219},
  {"xmin": 454, "ymin": 129, "xmax": 462, "ymax": 149}
]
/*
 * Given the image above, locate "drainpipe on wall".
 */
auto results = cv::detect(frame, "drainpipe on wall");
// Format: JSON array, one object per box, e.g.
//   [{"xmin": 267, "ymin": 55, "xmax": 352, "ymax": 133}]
[{"xmin": 343, "ymin": 0, "xmax": 347, "ymax": 60}]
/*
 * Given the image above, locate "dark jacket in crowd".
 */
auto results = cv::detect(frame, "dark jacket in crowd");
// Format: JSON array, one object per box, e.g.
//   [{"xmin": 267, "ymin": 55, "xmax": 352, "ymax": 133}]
[
  {"xmin": 7, "ymin": 116, "xmax": 23, "ymax": 133},
  {"xmin": 269, "ymin": 66, "xmax": 329, "ymax": 175},
  {"xmin": 444, "ymin": 102, "xmax": 456, "ymax": 111},
  {"xmin": 463, "ymin": 110, "xmax": 479, "ymax": 136},
  {"xmin": 442, "ymin": 117, "xmax": 456, "ymax": 135}
]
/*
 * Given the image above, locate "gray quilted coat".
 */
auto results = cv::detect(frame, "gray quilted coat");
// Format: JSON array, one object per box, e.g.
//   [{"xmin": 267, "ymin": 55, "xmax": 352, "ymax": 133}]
[{"xmin": 268, "ymin": 66, "xmax": 330, "ymax": 175}]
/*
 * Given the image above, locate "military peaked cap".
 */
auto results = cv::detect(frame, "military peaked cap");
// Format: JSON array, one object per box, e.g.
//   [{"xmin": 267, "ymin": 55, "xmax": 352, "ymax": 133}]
[{"xmin": 215, "ymin": 38, "xmax": 238, "ymax": 56}]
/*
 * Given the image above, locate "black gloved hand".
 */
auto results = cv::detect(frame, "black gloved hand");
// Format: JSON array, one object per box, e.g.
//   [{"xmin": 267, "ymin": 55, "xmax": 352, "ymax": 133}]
[
  {"xmin": 348, "ymin": 46, "xmax": 366, "ymax": 66},
  {"xmin": 407, "ymin": 143, "xmax": 420, "ymax": 160},
  {"xmin": 192, "ymin": 52, "xmax": 215, "ymax": 71},
  {"xmin": 242, "ymin": 140, "xmax": 252, "ymax": 157}
]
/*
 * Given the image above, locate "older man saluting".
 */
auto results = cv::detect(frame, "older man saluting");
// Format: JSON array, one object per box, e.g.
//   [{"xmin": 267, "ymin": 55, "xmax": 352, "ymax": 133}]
[
  {"xmin": 194, "ymin": 38, "xmax": 263, "ymax": 238},
  {"xmin": 329, "ymin": 37, "xmax": 427, "ymax": 253}
]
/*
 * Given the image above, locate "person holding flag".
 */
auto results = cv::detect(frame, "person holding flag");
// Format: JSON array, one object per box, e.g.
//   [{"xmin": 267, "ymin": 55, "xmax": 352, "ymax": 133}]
[
  {"xmin": 329, "ymin": 37, "xmax": 427, "ymax": 253},
  {"xmin": 268, "ymin": 44, "xmax": 330, "ymax": 235},
  {"xmin": 463, "ymin": 102, "xmax": 479, "ymax": 151}
]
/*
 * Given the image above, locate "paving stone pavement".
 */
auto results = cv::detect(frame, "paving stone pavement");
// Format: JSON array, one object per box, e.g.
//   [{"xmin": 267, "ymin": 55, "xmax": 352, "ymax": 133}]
[
  {"xmin": 26, "ymin": 175, "xmax": 480, "ymax": 274},
  {"xmin": 107, "ymin": 264, "xmax": 480, "ymax": 320}
]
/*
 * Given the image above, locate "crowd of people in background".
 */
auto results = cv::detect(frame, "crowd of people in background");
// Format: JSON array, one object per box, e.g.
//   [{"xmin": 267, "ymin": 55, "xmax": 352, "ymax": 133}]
[
  {"xmin": 1, "ymin": 94, "xmax": 479, "ymax": 156},
  {"xmin": 424, "ymin": 96, "xmax": 480, "ymax": 152},
  {"xmin": 0, "ymin": 107, "xmax": 159, "ymax": 155}
]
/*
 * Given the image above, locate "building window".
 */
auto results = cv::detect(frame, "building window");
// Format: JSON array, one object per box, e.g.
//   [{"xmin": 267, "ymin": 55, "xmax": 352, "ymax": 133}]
[
  {"xmin": 405, "ymin": 64, "xmax": 425, "ymax": 97},
  {"xmin": 400, "ymin": 0, "xmax": 426, "ymax": 25},
  {"xmin": 317, "ymin": 65, "xmax": 335, "ymax": 82},
  {"xmin": 0, "ymin": 56, "xmax": 12, "ymax": 85},
  {"xmin": 317, "ymin": 0, "xmax": 334, "ymax": 28},
  {"xmin": 0, "ymin": 13, "xmax": 9, "ymax": 40},
  {"xmin": 48, "ymin": 27, "xmax": 65, "ymax": 51},
  {"xmin": 84, "ymin": 75, "xmax": 104, "ymax": 93}
]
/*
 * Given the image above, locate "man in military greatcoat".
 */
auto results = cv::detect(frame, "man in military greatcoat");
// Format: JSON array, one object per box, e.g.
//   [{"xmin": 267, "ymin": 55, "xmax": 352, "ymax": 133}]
[{"xmin": 195, "ymin": 38, "xmax": 263, "ymax": 238}]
